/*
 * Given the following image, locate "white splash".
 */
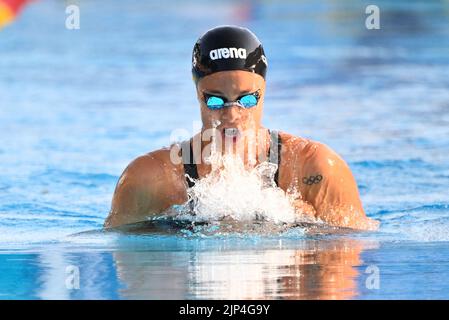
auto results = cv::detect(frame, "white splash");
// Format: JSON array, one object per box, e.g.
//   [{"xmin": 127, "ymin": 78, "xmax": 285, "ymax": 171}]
[{"xmin": 177, "ymin": 124, "xmax": 309, "ymax": 224}]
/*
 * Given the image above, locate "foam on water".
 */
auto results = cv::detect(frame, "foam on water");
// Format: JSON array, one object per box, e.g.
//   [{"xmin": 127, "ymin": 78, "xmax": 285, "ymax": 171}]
[
  {"xmin": 174, "ymin": 124, "xmax": 316, "ymax": 227},
  {"xmin": 181, "ymin": 155, "xmax": 301, "ymax": 224}
]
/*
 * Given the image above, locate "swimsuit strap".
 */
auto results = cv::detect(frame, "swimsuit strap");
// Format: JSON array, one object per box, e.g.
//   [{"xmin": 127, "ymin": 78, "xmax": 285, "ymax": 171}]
[
  {"xmin": 267, "ymin": 129, "xmax": 282, "ymax": 186},
  {"xmin": 182, "ymin": 139, "xmax": 198, "ymax": 188}
]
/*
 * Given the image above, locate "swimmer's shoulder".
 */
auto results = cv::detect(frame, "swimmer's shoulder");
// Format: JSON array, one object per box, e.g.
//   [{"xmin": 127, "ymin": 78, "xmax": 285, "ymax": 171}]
[
  {"xmin": 105, "ymin": 145, "xmax": 187, "ymax": 228},
  {"xmin": 113, "ymin": 145, "xmax": 187, "ymax": 208},
  {"xmin": 119, "ymin": 144, "xmax": 186, "ymax": 192},
  {"xmin": 278, "ymin": 131, "xmax": 345, "ymax": 173}
]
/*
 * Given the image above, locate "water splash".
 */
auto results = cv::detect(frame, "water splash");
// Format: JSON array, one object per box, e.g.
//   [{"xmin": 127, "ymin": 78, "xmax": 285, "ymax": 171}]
[
  {"xmin": 175, "ymin": 125, "xmax": 316, "ymax": 226},
  {"xmin": 182, "ymin": 155, "xmax": 300, "ymax": 224}
]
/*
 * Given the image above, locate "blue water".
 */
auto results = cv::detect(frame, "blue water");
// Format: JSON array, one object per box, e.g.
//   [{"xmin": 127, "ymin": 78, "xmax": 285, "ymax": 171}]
[{"xmin": 1, "ymin": 0, "xmax": 449, "ymax": 299}]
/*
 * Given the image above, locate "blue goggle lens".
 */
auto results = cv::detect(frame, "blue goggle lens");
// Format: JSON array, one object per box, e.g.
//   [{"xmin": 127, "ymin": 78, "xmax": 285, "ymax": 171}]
[
  {"xmin": 206, "ymin": 96, "xmax": 225, "ymax": 109},
  {"xmin": 239, "ymin": 94, "xmax": 258, "ymax": 108}
]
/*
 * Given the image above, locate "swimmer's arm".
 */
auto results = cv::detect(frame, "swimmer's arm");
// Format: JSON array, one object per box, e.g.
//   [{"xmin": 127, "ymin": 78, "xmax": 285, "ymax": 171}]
[
  {"xmin": 301, "ymin": 143, "xmax": 379, "ymax": 231},
  {"xmin": 104, "ymin": 156, "xmax": 166, "ymax": 228}
]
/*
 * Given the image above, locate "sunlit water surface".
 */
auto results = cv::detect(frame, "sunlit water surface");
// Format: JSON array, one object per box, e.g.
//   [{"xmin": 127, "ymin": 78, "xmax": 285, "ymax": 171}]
[{"xmin": 1, "ymin": 0, "xmax": 449, "ymax": 299}]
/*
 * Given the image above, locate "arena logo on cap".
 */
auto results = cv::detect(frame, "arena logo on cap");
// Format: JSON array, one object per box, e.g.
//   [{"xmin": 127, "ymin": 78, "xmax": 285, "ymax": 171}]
[{"xmin": 209, "ymin": 47, "xmax": 247, "ymax": 60}]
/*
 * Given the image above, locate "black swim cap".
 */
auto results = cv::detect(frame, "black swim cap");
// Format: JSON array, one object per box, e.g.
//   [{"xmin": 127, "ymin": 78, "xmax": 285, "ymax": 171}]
[{"xmin": 192, "ymin": 25, "xmax": 268, "ymax": 83}]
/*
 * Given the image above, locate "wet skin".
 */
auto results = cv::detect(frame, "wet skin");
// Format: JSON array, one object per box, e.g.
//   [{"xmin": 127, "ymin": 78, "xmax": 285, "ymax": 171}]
[{"xmin": 104, "ymin": 71, "xmax": 379, "ymax": 231}]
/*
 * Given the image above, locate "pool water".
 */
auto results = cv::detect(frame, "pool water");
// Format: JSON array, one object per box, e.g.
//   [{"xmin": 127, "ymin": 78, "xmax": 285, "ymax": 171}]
[{"xmin": 1, "ymin": 0, "xmax": 449, "ymax": 299}]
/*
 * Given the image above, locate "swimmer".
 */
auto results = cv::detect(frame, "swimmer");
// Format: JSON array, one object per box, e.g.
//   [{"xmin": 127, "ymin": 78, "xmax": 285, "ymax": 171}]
[{"xmin": 104, "ymin": 25, "xmax": 379, "ymax": 231}]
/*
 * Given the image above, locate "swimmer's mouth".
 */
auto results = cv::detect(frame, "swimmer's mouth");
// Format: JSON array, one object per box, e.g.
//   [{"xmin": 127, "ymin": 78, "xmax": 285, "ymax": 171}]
[{"xmin": 223, "ymin": 128, "xmax": 241, "ymax": 142}]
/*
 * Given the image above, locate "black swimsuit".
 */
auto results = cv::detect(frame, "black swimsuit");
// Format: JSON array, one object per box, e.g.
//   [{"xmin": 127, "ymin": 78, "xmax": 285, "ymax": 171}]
[{"xmin": 181, "ymin": 130, "xmax": 282, "ymax": 188}]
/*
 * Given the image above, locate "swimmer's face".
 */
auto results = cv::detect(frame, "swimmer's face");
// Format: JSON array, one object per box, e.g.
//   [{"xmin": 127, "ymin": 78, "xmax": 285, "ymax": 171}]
[{"xmin": 196, "ymin": 70, "xmax": 265, "ymax": 140}]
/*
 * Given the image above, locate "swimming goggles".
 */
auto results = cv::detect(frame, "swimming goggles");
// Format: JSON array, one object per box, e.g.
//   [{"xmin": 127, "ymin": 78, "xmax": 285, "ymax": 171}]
[{"xmin": 203, "ymin": 90, "xmax": 261, "ymax": 110}]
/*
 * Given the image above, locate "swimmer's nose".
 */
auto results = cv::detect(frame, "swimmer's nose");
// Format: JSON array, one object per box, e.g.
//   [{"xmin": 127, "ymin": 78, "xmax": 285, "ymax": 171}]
[{"xmin": 220, "ymin": 105, "xmax": 241, "ymax": 123}]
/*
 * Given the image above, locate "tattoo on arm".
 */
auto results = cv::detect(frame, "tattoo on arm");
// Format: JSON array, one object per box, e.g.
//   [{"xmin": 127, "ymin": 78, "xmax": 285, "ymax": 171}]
[{"xmin": 302, "ymin": 174, "xmax": 323, "ymax": 185}]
